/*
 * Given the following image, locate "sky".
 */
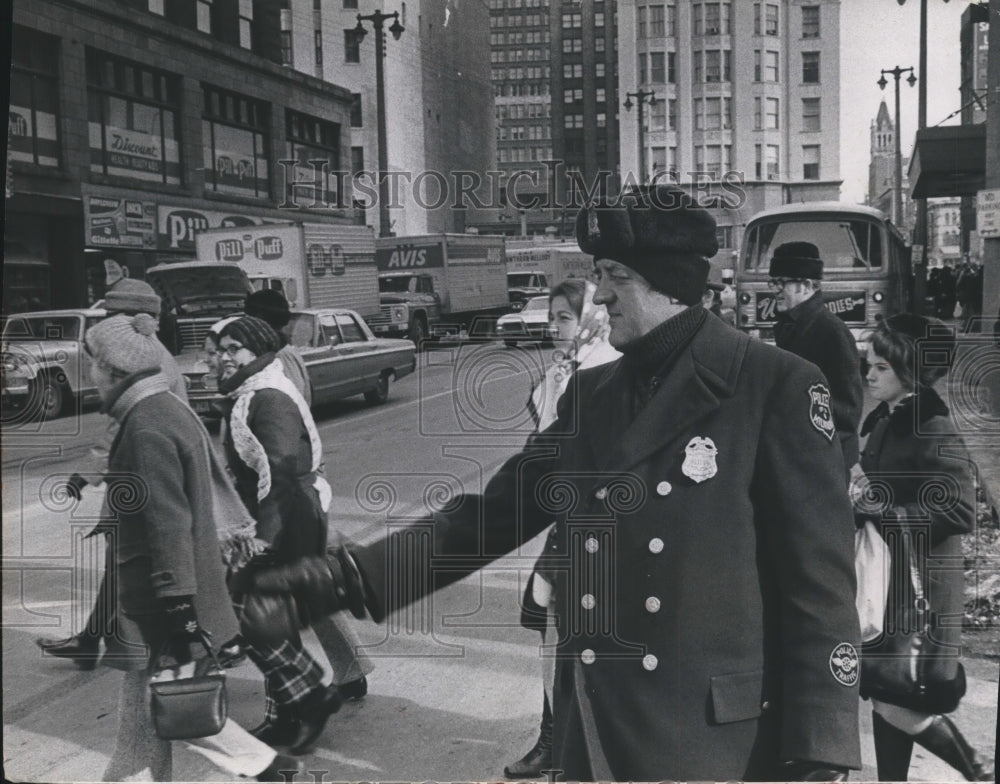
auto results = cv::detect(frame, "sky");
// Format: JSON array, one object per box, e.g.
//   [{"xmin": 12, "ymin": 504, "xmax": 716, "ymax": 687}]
[{"xmin": 838, "ymin": 0, "xmax": 968, "ymax": 204}]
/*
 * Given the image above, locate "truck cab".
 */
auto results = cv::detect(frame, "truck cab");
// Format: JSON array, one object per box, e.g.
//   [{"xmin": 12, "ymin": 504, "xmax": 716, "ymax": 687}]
[
  {"xmin": 506, "ymin": 271, "xmax": 550, "ymax": 310},
  {"xmin": 367, "ymin": 272, "xmax": 441, "ymax": 347}
]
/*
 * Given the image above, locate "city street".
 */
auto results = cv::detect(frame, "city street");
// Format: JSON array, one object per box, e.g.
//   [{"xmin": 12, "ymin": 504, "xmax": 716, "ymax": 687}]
[{"xmin": 2, "ymin": 342, "xmax": 997, "ymax": 782}]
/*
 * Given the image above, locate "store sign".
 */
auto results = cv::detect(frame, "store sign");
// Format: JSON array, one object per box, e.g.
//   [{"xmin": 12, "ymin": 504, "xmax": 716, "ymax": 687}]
[
  {"xmin": 976, "ymin": 189, "xmax": 1000, "ymax": 239},
  {"xmin": 85, "ymin": 196, "xmax": 157, "ymax": 248},
  {"xmin": 157, "ymin": 207, "xmax": 266, "ymax": 252}
]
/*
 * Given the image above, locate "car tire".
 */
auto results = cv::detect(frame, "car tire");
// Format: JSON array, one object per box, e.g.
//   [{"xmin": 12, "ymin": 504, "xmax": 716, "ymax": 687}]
[
  {"xmin": 364, "ymin": 372, "xmax": 391, "ymax": 405},
  {"xmin": 504, "ymin": 340, "xmax": 518, "ymax": 349},
  {"xmin": 32, "ymin": 372, "xmax": 69, "ymax": 421}
]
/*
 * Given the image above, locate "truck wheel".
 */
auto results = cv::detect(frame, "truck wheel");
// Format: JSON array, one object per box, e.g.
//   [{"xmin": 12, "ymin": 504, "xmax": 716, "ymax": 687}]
[
  {"xmin": 364, "ymin": 371, "xmax": 391, "ymax": 405},
  {"xmin": 409, "ymin": 317, "xmax": 427, "ymax": 351},
  {"xmin": 32, "ymin": 372, "xmax": 69, "ymax": 421}
]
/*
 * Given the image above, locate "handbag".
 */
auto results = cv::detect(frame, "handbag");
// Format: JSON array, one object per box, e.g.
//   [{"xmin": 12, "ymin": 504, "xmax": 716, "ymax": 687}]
[
  {"xmin": 855, "ymin": 520, "xmax": 891, "ymax": 642},
  {"xmin": 860, "ymin": 531, "xmax": 967, "ymax": 714},
  {"xmin": 149, "ymin": 630, "xmax": 227, "ymax": 740}
]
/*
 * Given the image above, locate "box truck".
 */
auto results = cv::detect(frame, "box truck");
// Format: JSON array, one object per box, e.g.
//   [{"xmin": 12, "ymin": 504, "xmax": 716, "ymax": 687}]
[{"xmin": 505, "ymin": 243, "xmax": 594, "ymax": 309}]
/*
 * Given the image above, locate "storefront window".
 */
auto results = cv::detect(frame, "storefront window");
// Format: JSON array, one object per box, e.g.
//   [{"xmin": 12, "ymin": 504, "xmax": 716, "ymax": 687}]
[
  {"xmin": 284, "ymin": 110, "xmax": 341, "ymax": 206},
  {"xmin": 202, "ymin": 85, "xmax": 270, "ymax": 198},
  {"xmin": 86, "ymin": 49, "xmax": 181, "ymax": 185},
  {"xmin": 9, "ymin": 27, "xmax": 61, "ymax": 168}
]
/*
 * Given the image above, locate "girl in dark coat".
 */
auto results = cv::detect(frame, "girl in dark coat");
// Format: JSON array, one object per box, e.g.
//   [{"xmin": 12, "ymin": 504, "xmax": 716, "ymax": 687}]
[{"xmin": 853, "ymin": 314, "xmax": 992, "ymax": 781}]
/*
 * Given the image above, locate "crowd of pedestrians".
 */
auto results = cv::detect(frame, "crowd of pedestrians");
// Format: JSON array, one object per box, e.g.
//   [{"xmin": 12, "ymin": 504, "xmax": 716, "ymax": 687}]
[{"xmin": 33, "ymin": 189, "xmax": 993, "ymax": 781}]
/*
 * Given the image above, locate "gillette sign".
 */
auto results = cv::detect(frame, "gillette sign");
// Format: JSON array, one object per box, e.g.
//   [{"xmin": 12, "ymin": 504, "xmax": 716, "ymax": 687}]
[{"xmin": 213, "ymin": 235, "xmax": 284, "ymax": 262}]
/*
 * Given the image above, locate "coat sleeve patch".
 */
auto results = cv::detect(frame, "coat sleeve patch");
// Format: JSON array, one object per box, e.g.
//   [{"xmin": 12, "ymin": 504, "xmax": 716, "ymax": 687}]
[
  {"xmin": 808, "ymin": 382, "xmax": 835, "ymax": 442},
  {"xmin": 829, "ymin": 642, "xmax": 859, "ymax": 686}
]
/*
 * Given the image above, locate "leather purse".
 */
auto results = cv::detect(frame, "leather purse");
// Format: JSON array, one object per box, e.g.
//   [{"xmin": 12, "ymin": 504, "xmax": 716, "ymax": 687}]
[
  {"xmin": 149, "ymin": 631, "xmax": 227, "ymax": 740},
  {"xmin": 860, "ymin": 531, "xmax": 966, "ymax": 714}
]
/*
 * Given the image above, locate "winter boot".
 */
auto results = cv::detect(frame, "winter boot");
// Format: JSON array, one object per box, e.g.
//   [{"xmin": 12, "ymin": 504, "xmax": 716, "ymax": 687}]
[
  {"xmin": 872, "ymin": 711, "xmax": 915, "ymax": 781},
  {"xmin": 914, "ymin": 714, "xmax": 994, "ymax": 781},
  {"xmin": 504, "ymin": 692, "xmax": 553, "ymax": 779}
]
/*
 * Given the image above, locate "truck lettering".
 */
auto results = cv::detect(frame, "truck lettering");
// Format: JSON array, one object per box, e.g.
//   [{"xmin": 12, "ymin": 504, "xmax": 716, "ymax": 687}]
[
  {"xmin": 215, "ymin": 239, "xmax": 245, "ymax": 262},
  {"xmin": 254, "ymin": 236, "xmax": 284, "ymax": 260},
  {"xmin": 757, "ymin": 295, "xmax": 778, "ymax": 322},
  {"xmin": 826, "ymin": 296, "xmax": 862, "ymax": 315},
  {"xmin": 387, "ymin": 249, "xmax": 427, "ymax": 268}
]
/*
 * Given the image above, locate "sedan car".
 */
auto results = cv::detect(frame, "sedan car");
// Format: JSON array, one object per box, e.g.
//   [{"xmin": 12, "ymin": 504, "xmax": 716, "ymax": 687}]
[
  {"xmin": 495, "ymin": 296, "xmax": 556, "ymax": 348},
  {"xmin": 184, "ymin": 308, "xmax": 417, "ymax": 417},
  {"xmin": 1, "ymin": 308, "xmax": 106, "ymax": 420}
]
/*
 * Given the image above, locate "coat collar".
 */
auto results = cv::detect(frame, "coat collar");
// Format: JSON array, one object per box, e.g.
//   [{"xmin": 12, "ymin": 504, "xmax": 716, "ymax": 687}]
[
  {"xmin": 776, "ymin": 290, "xmax": 824, "ymax": 326},
  {"xmin": 861, "ymin": 386, "xmax": 949, "ymax": 438},
  {"xmin": 587, "ymin": 315, "xmax": 748, "ymax": 472}
]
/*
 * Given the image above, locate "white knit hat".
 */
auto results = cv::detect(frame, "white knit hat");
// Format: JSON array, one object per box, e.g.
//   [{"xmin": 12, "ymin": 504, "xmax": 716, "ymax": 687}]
[{"xmin": 85, "ymin": 313, "xmax": 163, "ymax": 374}]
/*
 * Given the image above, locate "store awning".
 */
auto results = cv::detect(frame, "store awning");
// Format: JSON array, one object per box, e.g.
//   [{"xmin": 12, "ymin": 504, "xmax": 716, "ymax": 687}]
[{"xmin": 907, "ymin": 124, "xmax": 986, "ymax": 199}]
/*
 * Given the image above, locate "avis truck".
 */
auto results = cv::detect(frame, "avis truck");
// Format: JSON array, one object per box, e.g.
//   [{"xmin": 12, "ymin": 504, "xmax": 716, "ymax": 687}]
[
  {"xmin": 367, "ymin": 234, "xmax": 509, "ymax": 347},
  {"xmin": 504, "ymin": 243, "xmax": 594, "ymax": 309},
  {"xmin": 193, "ymin": 222, "xmax": 380, "ymax": 319}
]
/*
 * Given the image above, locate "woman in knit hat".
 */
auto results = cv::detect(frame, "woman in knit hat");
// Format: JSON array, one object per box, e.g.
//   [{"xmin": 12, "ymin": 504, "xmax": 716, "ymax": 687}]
[
  {"xmin": 215, "ymin": 315, "xmax": 342, "ymax": 754},
  {"xmin": 853, "ymin": 314, "xmax": 991, "ymax": 781},
  {"xmin": 84, "ymin": 313, "xmax": 299, "ymax": 781}
]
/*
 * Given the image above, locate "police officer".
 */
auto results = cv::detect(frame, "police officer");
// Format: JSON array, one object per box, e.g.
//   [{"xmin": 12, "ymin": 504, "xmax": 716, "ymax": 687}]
[
  {"xmin": 769, "ymin": 242, "xmax": 864, "ymax": 471},
  {"xmin": 244, "ymin": 186, "xmax": 862, "ymax": 781}
]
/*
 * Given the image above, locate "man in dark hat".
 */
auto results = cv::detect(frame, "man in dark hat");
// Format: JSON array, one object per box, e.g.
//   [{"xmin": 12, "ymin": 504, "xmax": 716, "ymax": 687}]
[
  {"xmin": 769, "ymin": 242, "xmax": 864, "ymax": 471},
  {"xmin": 240, "ymin": 185, "xmax": 861, "ymax": 781}
]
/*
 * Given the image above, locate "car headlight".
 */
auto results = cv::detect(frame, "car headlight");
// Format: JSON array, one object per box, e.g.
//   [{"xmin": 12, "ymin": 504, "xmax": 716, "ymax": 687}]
[
  {"xmin": 392, "ymin": 306, "xmax": 406, "ymax": 321},
  {"xmin": 872, "ymin": 291, "xmax": 884, "ymax": 303},
  {"xmin": 739, "ymin": 292, "xmax": 752, "ymax": 305}
]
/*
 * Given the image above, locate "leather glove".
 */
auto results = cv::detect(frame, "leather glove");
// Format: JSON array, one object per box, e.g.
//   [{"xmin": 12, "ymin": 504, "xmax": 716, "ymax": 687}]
[
  {"xmin": 239, "ymin": 591, "xmax": 303, "ymax": 649},
  {"xmin": 782, "ymin": 761, "xmax": 849, "ymax": 782},
  {"xmin": 62, "ymin": 473, "xmax": 88, "ymax": 502},
  {"xmin": 161, "ymin": 595, "xmax": 200, "ymax": 664},
  {"xmin": 253, "ymin": 547, "xmax": 368, "ymax": 622}
]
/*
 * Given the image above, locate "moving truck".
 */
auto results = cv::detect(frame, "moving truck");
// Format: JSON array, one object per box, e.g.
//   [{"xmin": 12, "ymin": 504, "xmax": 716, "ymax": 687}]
[
  {"xmin": 194, "ymin": 222, "xmax": 380, "ymax": 319},
  {"xmin": 367, "ymin": 234, "xmax": 509, "ymax": 347},
  {"xmin": 505, "ymin": 243, "xmax": 594, "ymax": 309}
]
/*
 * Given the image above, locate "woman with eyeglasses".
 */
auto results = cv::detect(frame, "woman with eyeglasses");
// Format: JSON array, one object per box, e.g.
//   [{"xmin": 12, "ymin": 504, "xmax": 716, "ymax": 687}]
[
  {"xmin": 215, "ymin": 315, "xmax": 342, "ymax": 756},
  {"xmin": 852, "ymin": 314, "xmax": 991, "ymax": 781}
]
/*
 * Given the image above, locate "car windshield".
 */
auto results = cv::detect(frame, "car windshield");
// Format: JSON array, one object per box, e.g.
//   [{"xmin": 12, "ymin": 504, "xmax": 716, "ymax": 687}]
[
  {"xmin": 379, "ymin": 276, "xmax": 415, "ymax": 293},
  {"xmin": 508, "ymin": 274, "xmax": 536, "ymax": 287},
  {"xmin": 522, "ymin": 297, "xmax": 549, "ymax": 312}
]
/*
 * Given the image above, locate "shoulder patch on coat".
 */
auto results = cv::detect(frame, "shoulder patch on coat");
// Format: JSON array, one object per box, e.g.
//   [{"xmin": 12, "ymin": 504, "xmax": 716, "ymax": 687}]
[
  {"xmin": 829, "ymin": 642, "xmax": 859, "ymax": 686},
  {"xmin": 808, "ymin": 382, "xmax": 835, "ymax": 441}
]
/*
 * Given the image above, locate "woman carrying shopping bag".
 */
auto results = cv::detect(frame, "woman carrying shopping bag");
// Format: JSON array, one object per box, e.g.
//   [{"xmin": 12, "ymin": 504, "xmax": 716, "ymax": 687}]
[{"xmin": 853, "ymin": 313, "xmax": 992, "ymax": 781}]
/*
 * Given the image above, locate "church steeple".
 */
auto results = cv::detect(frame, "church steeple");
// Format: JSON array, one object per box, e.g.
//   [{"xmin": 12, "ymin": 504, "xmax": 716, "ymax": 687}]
[{"xmin": 870, "ymin": 100, "xmax": 894, "ymax": 157}]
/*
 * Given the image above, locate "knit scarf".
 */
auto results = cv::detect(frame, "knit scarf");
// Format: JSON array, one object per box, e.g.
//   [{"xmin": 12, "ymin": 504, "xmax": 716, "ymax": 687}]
[
  {"xmin": 108, "ymin": 371, "xmax": 264, "ymax": 572},
  {"xmin": 225, "ymin": 358, "xmax": 331, "ymax": 512}
]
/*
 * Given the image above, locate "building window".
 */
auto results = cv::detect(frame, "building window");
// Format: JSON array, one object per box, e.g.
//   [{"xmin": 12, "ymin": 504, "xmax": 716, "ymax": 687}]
[
  {"xmin": 285, "ymin": 110, "xmax": 341, "ymax": 205},
  {"xmin": 595, "ymin": 36, "xmax": 605, "ymax": 51},
  {"xmin": 802, "ymin": 5, "xmax": 820, "ymax": 38},
  {"xmin": 802, "ymin": 97, "xmax": 820, "ymax": 131},
  {"xmin": 563, "ymin": 113, "xmax": 583, "ymax": 128},
  {"xmin": 668, "ymin": 98, "xmax": 677, "ymax": 129},
  {"xmin": 705, "ymin": 97, "xmax": 721, "ymax": 129},
  {"xmin": 765, "ymin": 97, "xmax": 779, "ymax": 129},
  {"xmin": 766, "ymin": 144, "xmax": 779, "ymax": 179},
  {"xmin": 239, "ymin": 0, "xmax": 253, "ymax": 49},
  {"xmin": 562, "ymin": 38, "xmax": 582, "ymax": 53},
  {"xmin": 561, "ymin": 12, "xmax": 581, "ymax": 27},
  {"xmin": 595, "ymin": 62, "xmax": 605, "ymax": 78},
  {"xmin": 765, "ymin": 50, "xmax": 778, "ymax": 82},
  {"xmin": 344, "ymin": 0, "xmax": 358, "ymax": 8},
  {"xmin": 802, "ymin": 51, "xmax": 820, "ymax": 83},
  {"xmin": 9, "ymin": 27, "xmax": 61, "ymax": 168},
  {"xmin": 650, "ymin": 52, "xmax": 665, "ymax": 83},
  {"xmin": 202, "ymin": 85, "xmax": 270, "ymax": 198},
  {"xmin": 755, "ymin": 143, "xmax": 762, "ymax": 178},
  {"xmin": 803, "ymin": 145, "xmax": 820, "ymax": 180},
  {"xmin": 716, "ymin": 225, "xmax": 732, "ymax": 248},
  {"xmin": 637, "ymin": 6, "xmax": 647, "ymax": 37},
  {"xmin": 754, "ymin": 97, "xmax": 761, "ymax": 130},
  {"xmin": 564, "ymin": 88, "xmax": 583, "ymax": 103},
  {"xmin": 651, "ymin": 146, "xmax": 666, "ymax": 174},
  {"xmin": 595, "ymin": 12, "xmax": 604, "ymax": 26},
  {"xmin": 754, "ymin": 50, "xmax": 761, "ymax": 81},
  {"xmin": 699, "ymin": 2, "xmax": 729, "ymax": 34},
  {"xmin": 564, "ymin": 63, "xmax": 583, "ymax": 78},
  {"xmin": 596, "ymin": 112, "xmax": 606, "ymax": 128},
  {"xmin": 703, "ymin": 50, "xmax": 730, "ymax": 82},
  {"xmin": 650, "ymin": 99, "xmax": 665, "ymax": 130},
  {"xmin": 765, "ymin": 3, "xmax": 778, "ymax": 34},
  {"xmin": 86, "ymin": 49, "xmax": 181, "ymax": 184},
  {"xmin": 196, "ymin": 0, "xmax": 212, "ymax": 33},
  {"xmin": 753, "ymin": 3, "xmax": 760, "ymax": 34},
  {"xmin": 315, "ymin": 30, "xmax": 324, "ymax": 71},
  {"xmin": 648, "ymin": 5, "xmax": 664, "ymax": 36},
  {"xmin": 345, "ymin": 29, "xmax": 362, "ymax": 62},
  {"xmin": 638, "ymin": 53, "xmax": 647, "ymax": 84},
  {"xmin": 667, "ymin": 51, "xmax": 676, "ymax": 83},
  {"xmin": 350, "ymin": 93, "xmax": 363, "ymax": 127}
]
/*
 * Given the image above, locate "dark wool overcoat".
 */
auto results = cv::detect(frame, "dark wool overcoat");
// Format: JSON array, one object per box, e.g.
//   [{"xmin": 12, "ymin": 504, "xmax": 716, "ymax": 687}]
[
  {"xmin": 356, "ymin": 315, "xmax": 862, "ymax": 780},
  {"xmin": 108, "ymin": 389, "xmax": 240, "ymax": 669},
  {"xmin": 774, "ymin": 292, "xmax": 864, "ymax": 469},
  {"xmin": 858, "ymin": 389, "xmax": 976, "ymax": 686}
]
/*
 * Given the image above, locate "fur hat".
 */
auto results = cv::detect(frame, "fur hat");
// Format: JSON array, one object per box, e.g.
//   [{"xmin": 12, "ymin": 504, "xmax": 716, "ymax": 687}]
[
  {"xmin": 104, "ymin": 278, "xmax": 162, "ymax": 316},
  {"xmin": 768, "ymin": 242, "xmax": 824, "ymax": 280},
  {"xmin": 245, "ymin": 289, "xmax": 291, "ymax": 329},
  {"xmin": 218, "ymin": 316, "xmax": 281, "ymax": 357},
  {"xmin": 575, "ymin": 185, "xmax": 718, "ymax": 305},
  {"xmin": 85, "ymin": 313, "xmax": 163, "ymax": 374}
]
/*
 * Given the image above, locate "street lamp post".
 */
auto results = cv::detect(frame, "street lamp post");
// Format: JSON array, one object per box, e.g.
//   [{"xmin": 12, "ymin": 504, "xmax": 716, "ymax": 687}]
[
  {"xmin": 877, "ymin": 66, "xmax": 916, "ymax": 227},
  {"xmin": 896, "ymin": 0, "xmax": 950, "ymax": 313},
  {"xmin": 623, "ymin": 89, "xmax": 656, "ymax": 184},
  {"xmin": 354, "ymin": 10, "xmax": 405, "ymax": 237}
]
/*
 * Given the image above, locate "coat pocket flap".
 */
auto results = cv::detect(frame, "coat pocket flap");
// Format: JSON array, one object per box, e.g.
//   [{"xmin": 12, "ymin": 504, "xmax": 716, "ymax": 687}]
[{"xmin": 710, "ymin": 670, "xmax": 764, "ymax": 724}]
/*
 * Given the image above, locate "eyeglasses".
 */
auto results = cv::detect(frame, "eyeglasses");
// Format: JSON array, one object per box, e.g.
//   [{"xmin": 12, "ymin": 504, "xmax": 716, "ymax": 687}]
[
  {"xmin": 766, "ymin": 278, "xmax": 807, "ymax": 292},
  {"xmin": 218, "ymin": 342, "xmax": 248, "ymax": 357}
]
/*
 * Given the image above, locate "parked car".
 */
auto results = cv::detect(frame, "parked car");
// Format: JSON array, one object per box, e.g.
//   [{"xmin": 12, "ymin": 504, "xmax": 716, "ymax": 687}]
[
  {"xmin": 184, "ymin": 307, "xmax": 417, "ymax": 418},
  {"xmin": 1, "ymin": 308, "xmax": 106, "ymax": 420},
  {"xmin": 495, "ymin": 296, "xmax": 556, "ymax": 348}
]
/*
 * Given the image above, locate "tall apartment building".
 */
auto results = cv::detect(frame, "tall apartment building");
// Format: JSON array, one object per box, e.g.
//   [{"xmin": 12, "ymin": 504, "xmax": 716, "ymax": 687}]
[
  {"xmin": 617, "ymin": 0, "xmax": 841, "ymax": 263},
  {"xmin": 7, "ymin": 0, "xmax": 357, "ymax": 314},
  {"xmin": 284, "ymin": 0, "xmax": 495, "ymax": 235},
  {"xmin": 927, "ymin": 198, "xmax": 962, "ymax": 269}
]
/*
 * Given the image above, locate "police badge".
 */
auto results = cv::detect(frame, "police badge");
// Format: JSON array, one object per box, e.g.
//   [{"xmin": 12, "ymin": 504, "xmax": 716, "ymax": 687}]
[
  {"xmin": 681, "ymin": 437, "xmax": 718, "ymax": 483},
  {"xmin": 808, "ymin": 382, "xmax": 835, "ymax": 441}
]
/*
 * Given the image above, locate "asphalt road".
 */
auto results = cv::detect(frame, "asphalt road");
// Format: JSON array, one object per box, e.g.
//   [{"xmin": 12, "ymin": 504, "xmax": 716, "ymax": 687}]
[{"xmin": 2, "ymin": 341, "xmax": 996, "ymax": 781}]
